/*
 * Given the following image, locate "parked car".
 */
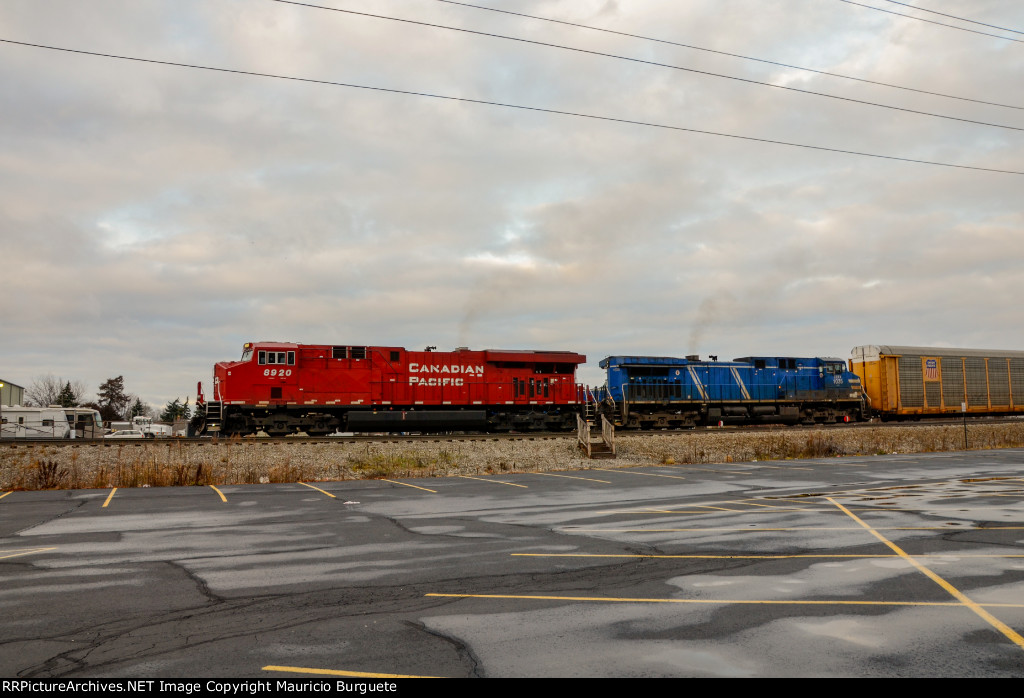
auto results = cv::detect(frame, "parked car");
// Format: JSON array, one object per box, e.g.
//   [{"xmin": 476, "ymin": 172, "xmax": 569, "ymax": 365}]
[{"xmin": 104, "ymin": 429, "xmax": 147, "ymax": 439}]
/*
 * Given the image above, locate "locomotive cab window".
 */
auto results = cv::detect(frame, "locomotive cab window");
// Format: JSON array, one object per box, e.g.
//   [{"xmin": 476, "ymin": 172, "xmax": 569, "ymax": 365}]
[
  {"xmin": 351, "ymin": 347, "xmax": 367, "ymax": 360},
  {"xmin": 332, "ymin": 347, "xmax": 347, "ymax": 359},
  {"xmin": 258, "ymin": 351, "xmax": 294, "ymax": 365}
]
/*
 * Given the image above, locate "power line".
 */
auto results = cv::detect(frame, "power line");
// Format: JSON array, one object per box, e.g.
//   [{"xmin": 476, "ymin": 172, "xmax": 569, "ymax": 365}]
[
  {"xmin": 2, "ymin": 38, "xmax": 1019, "ymax": 175},
  {"xmin": 877, "ymin": 0, "xmax": 1024, "ymax": 36},
  {"xmin": 834, "ymin": 0, "xmax": 1024, "ymax": 43},
  {"xmin": 266, "ymin": 1, "xmax": 1024, "ymax": 133},
  {"xmin": 428, "ymin": 0, "xmax": 1024, "ymax": 110}
]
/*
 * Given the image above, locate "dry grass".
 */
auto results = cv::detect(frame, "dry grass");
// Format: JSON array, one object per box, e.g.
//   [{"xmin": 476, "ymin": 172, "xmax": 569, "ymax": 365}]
[{"xmin": 2, "ymin": 422, "xmax": 1024, "ymax": 491}]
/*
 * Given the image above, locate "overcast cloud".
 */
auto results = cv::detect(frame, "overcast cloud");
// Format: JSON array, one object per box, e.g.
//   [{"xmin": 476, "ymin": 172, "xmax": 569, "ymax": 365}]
[{"xmin": 1, "ymin": 0, "xmax": 1022, "ymax": 406}]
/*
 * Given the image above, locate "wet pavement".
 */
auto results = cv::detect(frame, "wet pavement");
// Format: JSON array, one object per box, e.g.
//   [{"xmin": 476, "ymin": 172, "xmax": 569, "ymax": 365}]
[{"xmin": 1, "ymin": 449, "xmax": 1023, "ymax": 677}]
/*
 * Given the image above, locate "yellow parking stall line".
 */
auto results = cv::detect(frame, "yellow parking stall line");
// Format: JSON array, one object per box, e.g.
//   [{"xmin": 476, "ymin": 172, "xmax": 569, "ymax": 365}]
[
  {"xmin": 601, "ymin": 501, "xmax": 821, "ymax": 514},
  {"xmin": 559, "ymin": 526, "xmax": 1024, "ymax": 532},
  {"xmin": 209, "ymin": 485, "xmax": 227, "ymax": 502},
  {"xmin": 596, "ymin": 508, "xmax": 688, "ymax": 514},
  {"xmin": 425, "ymin": 593, "xmax": 976, "ymax": 608},
  {"xmin": 563, "ymin": 527, "xmax": 826, "ymax": 533},
  {"xmin": 665, "ymin": 463, "xmax": 813, "ymax": 473},
  {"xmin": 298, "ymin": 482, "xmax": 336, "ymax": 498},
  {"xmin": 745, "ymin": 463, "xmax": 814, "ymax": 471},
  {"xmin": 0, "ymin": 491, "xmax": 12, "ymax": 501},
  {"xmin": 263, "ymin": 665, "xmax": 440, "ymax": 679},
  {"xmin": 512, "ymin": 552, "xmax": 1024, "ymax": 560},
  {"xmin": 601, "ymin": 505, "xmax": 745, "ymax": 513},
  {"xmin": 0, "ymin": 547, "xmax": 56, "ymax": 560},
  {"xmin": 102, "ymin": 488, "xmax": 117, "ymax": 508},
  {"xmin": 458, "ymin": 475, "xmax": 528, "ymax": 488},
  {"xmin": 736, "ymin": 499, "xmax": 821, "ymax": 510},
  {"xmin": 657, "ymin": 465, "xmax": 748, "ymax": 475},
  {"xmin": 592, "ymin": 468, "xmax": 686, "ymax": 481},
  {"xmin": 827, "ymin": 496, "xmax": 1024, "ymax": 651},
  {"xmin": 381, "ymin": 479, "xmax": 437, "ymax": 493},
  {"xmin": 537, "ymin": 473, "xmax": 612, "ymax": 484},
  {"xmin": 514, "ymin": 553, "xmax": 901, "ymax": 559}
]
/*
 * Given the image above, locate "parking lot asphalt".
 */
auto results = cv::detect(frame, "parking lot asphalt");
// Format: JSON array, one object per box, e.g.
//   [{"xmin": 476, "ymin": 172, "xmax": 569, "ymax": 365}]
[{"xmin": 2, "ymin": 448, "xmax": 1023, "ymax": 677}]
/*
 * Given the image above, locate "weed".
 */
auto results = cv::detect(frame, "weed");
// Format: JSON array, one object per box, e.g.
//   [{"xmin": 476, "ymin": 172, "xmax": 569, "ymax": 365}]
[
  {"xmin": 33, "ymin": 459, "xmax": 67, "ymax": 489},
  {"xmin": 268, "ymin": 458, "xmax": 304, "ymax": 483}
]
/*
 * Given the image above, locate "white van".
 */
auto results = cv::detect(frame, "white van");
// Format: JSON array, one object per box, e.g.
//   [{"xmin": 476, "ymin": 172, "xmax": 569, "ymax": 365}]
[{"xmin": 130, "ymin": 416, "xmax": 174, "ymax": 437}]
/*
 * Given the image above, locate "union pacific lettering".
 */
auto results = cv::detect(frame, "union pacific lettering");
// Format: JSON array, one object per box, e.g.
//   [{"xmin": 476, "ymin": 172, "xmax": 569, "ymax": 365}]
[{"xmin": 408, "ymin": 363, "xmax": 484, "ymax": 387}]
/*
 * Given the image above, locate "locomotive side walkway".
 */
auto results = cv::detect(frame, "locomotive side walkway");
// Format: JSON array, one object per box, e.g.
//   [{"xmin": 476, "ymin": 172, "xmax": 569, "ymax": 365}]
[{"xmin": 1, "ymin": 448, "xmax": 1022, "ymax": 677}]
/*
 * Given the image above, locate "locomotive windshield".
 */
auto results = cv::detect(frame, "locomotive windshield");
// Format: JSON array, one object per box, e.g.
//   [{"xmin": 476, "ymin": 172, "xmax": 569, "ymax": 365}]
[{"xmin": 241, "ymin": 347, "xmax": 253, "ymax": 362}]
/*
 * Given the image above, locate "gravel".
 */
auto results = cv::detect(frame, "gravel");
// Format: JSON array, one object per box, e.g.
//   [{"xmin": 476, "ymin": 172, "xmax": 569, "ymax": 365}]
[{"xmin": 3, "ymin": 422, "xmax": 1023, "ymax": 490}]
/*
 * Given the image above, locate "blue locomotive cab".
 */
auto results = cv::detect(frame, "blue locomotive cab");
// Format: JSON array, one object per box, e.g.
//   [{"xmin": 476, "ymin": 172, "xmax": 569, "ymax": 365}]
[
  {"xmin": 734, "ymin": 356, "xmax": 861, "ymax": 400},
  {"xmin": 598, "ymin": 354, "xmax": 864, "ymax": 429}
]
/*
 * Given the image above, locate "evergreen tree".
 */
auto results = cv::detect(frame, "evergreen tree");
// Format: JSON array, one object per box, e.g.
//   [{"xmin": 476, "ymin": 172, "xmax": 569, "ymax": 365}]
[
  {"xmin": 97, "ymin": 376, "xmax": 130, "ymax": 421},
  {"xmin": 57, "ymin": 381, "xmax": 79, "ymax": 408},
  {"xmin": 129, "ymin": 397, "xmax": 147, "ymax": 419},
  {"xmin": 160, "ymin": 398, "xmax": 190, "ymax": 422}
]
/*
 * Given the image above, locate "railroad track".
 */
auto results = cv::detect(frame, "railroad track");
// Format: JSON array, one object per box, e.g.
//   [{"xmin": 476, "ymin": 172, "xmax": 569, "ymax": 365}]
[{"xmin": 5, "ymin": 416, "xmax": 1021, "ymax": 447}]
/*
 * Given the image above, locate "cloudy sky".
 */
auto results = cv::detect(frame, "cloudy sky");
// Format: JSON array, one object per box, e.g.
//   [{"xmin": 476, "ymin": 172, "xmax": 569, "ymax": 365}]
[{"xmin": 2, "ymin": 0, "xmax": 1022, "ymax": 408}]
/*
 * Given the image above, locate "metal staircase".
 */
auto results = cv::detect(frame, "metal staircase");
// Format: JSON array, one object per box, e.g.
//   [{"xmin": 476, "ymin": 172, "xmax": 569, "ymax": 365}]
[{"xmin": 578, "ymin": 414, "xmax": 616, "ymax": 459}]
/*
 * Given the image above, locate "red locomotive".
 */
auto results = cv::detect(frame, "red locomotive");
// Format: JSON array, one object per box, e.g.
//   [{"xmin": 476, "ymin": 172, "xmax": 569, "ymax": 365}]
[{"xmin": 196, "ymin": 341, "xmax": 587, "ymax": 436}]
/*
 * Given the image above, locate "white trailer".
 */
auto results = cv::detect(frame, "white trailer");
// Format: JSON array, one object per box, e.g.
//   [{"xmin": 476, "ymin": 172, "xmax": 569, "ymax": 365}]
[{"xmin": 1, "ymin": 406, "xmax": 72, "ymax": 439}]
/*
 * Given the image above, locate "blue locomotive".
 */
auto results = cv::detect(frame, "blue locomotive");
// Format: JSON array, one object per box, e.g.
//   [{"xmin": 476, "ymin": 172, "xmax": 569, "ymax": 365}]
[{"xmin": 595, "ymin": 354, "xmax": 864, "ymax": 428}]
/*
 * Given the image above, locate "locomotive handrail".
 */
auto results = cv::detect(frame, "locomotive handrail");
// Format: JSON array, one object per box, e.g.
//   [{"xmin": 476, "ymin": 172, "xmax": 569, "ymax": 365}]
[
  {"xmin": 601, "ymin": 414, "xmax": 615, "ymax": 456},
  {"xmin": 577, "ymin": 414, "xmax": 591, "ymax": 458}
]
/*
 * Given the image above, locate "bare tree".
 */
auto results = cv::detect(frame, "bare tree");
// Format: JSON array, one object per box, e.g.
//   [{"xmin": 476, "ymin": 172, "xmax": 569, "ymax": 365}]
[{"xmin": 26, "ymin": 375, "xmax": 87, "ymax": 407}]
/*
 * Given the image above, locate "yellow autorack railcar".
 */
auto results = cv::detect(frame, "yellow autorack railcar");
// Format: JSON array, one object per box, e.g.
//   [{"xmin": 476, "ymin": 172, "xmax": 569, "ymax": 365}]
[{"xmin": 850, "ymin": 345, "xmax": 1024, "ymax": 418}]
